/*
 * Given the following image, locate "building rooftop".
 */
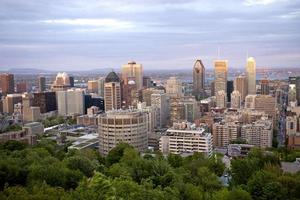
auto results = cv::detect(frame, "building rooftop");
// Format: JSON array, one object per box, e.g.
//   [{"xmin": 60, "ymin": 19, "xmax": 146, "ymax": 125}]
[{"xmin": 105, "ymin": 71, "xmax": 120, "ymax": 83}]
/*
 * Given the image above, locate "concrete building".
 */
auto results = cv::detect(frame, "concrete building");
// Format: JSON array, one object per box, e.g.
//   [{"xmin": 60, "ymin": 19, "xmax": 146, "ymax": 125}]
[
  {"xmin": 3, "ymin": 94, "xmax": 22, "ymax": 114},
  {"xmin": 121, "ymin": 61, "xmax": 143, "ymax": 90},
  {"xmin": 193, "ymin": 59, "xmax": 205, "ymax": 98},
  {"xmin": 22, "ymin": 93, "xmax": 41, "ymax": 122},
  {"xmin": 159, "ymin": 122, "xmax": 212, "ymax": 156},
  {"xmin": 166, "ymin": 77, "xmax": 183, "ymax": 98},
  {"xmin": 169, "ymin": 97, "xmax": 185, "ymax": 125},
  {"xmin": 234, "ymin": 75, "xmax": 248, "ymax": 102},
  {"xmin": 38, "ymin": 76, "xmax": 46, "ymax": 92},
  {"xmin": 246, "ymin": 57, "xmax": 256, "ymax": 94},
  {"xmin": 241, "ymin": 118, "xmax": 273, "ymax": 148},
  {"xmin": 98, "ymin": 109, "xmax": 149, "ymax": 155},
  {"xmin": 254, "ymin": 95, "xmax": 277, "ymax": 120},
  {"xmin": 51, "ymin": 72, "xmax": 71, "ymax": 91},
  {"xmin": 296, "ymin": 77, "xmax": 300, "ymax": 106},
  {"xmin": 181, "ymin": 96, "xmax": 199, "ymax": 123},
  {"xmin": 57, "ymin": 89, "xmax": 85, "ymax": 116},
  {"xmin": 212, "ymin": 122, "xmax": 239, "ymax": 147},
  {"xmin": 104, "ymin": 71, "xmax": 121, "ymax": 111},
  {"xmin": 87, "ymin": 80, "xmax": 99, "ymax": 93},
  {"xmin": 216, "ymin": 90, "xmax": 227, "ymax": 108},
  {"xmin": 214, "ymin": 60, "xmax": 228, "ymax": 94},
  {"xmin": 151, "ymin": 93, "xmax": 168, "ymax": 128},
  {"xmin": 245, "ymin": 95, "xmax": 256, "ymax": 109},
  {"xmin": 260, "ymin": 79, "xmax": 270, "ymax": 95},
  {"xmin": 142, "ymin": 88, "xmax": 164, "ymax": 106},
  {"xmin": 231, "ymin": 90, "xmax": 241, "ymax": 109},
  {"xmin": 0, "ymin": 73, "xmax": 14, "ymax": 95},
  {"xmin": 16, "ymin": 81, "xmax": 29, "ymax": 93},
  {"xmin": 23, "ymin": 122, "xmax": 44, "ymax": 136}
]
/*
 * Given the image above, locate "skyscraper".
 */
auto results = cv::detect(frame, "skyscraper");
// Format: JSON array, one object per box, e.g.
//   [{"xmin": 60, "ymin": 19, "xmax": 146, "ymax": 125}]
[
  {"xmin": 246, "ymin": 57, "xmax": 256, "ymax": 94},
  {"xmin": 87, "ymin": 80, "xmax": 99, "ymax": 93},
  {"xmin": 51, "ymin": 72, "xmax": 71, "ymax": 91},
  {"xmin": 104, "ymin": 71, "xmax": 121, "ymax": 111},
  {"xmin": 227, "ymin": 80, "xmax": 234, "ymax": 102},
  {"xmin": 0, "ymin": 73, "xmax": 14, "ymax": 95},
  {"xmin": 193, "ymin": 59, "xmax": 205, "ymax": 97},
  {"xmin": 296, "ymin": 77, "xmax": 300, "ymax": 106},
  {"xmin": 260, "ymin": 79, "xmax": 270, "ymax": 95},
  {"xmin": 38, "ymin": 76, "xmax": 46, "ymax": 92},
  {"xmin": 234, "ymin": 75, "xmax": 248, "ymax": 102},
  {"xmin": 166, "ymin": 77, "xmax": 183, "ymax": 98},
  {"xmin": 57, "ymin": 89, "xmax": 85, "ymax": 115},
  {"xmin": 121, "ymin": 61, "xmax": 143, "ymax": 90},
  {"xmin": 231, "ymin": 90, "xmax": 241, "ymax": 109},
  {"xmin": 214, "ymin": 60, "xmax": 228, "ymax": 94},
  {"xmin": 216, "ymin": 90, "xmax": 227, "ymax": 108}
]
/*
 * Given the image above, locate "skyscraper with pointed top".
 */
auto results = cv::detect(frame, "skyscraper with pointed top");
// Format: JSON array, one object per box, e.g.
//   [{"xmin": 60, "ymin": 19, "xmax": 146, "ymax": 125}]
[
  {"xmin": 246, "ymin": 57, "xmax": 256, "ymax": 95},
  {"xmin": 193, "ymin": 59, "xmax": 205, "ymax": 98}
]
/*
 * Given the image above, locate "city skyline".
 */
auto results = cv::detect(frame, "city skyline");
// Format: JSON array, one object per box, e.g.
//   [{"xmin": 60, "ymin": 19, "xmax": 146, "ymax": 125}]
[{"xmin": 1, "ymin": 0, "xmax": 300, "ymax": 70}]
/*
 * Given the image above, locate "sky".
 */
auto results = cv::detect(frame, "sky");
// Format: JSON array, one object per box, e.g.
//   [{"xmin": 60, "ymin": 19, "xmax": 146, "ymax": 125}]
[{"xmin": 0, "ymin": 0, "xmax": 300, "ymax": 70}]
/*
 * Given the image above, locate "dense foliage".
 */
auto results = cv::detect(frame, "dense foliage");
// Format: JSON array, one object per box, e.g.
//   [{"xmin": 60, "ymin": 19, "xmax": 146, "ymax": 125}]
[
  {"xmin": 41, "ymin": 116, "xmax": 76, "ymax": 128},
  {"xmin": 0, "ymin": 140, "xmax": 300, "ymax": 200}
]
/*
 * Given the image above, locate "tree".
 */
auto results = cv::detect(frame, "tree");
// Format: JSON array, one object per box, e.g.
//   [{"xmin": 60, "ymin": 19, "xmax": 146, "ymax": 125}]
[
  {"xmin": 105, "ymin": 143, "xmax": 133, "ymax": 166},
  {"xmin": 64, "ymin": 156, "xmax": 96, "ymax": 177}
]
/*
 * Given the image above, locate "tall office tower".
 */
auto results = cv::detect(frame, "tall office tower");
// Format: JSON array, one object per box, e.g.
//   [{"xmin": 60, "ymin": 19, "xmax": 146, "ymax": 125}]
[
  {"xmin": 255, "ymin": 95, "xmax": 277, "ymax": 120},
  {"xmin": 16, "ymin": 81, "xmax": 29, "ymax": 93},
  {"xmin": 121, "ymin": 61, "xmax": 143, "ymax": 90},
  {"xmin": 0, "ymin": 73, "xmax": 14, "ymax": 95},
  {"xmin": 260, "ymin": 79, "xmax": 270, "ymax": 95},
  {"xmin": 69, "ymin": 76, "xmax": 75, "ymax": 87},
  {"xmin": 121, "ymin": 77, "xmax": 137, "ymax": 108},
  {"xmin": 241, "ymin": 118, "xmax": 273, "ymax": 148},
  {"xmin": 231, "ymin": 90, "xmax": 241, "ymax": 109},
  {"xmin": 227, "ymin": 80, "xmax": 234, "ymax": 102},
  {"xmin": 98, "ymin": 110, "xmax": 149, "ymax": 155},
  {"xmin": 104, "ymin": 71, "xmax": 121, "ymax": 111},
  {"xmin": 210, "ymin": 81, "xmax": 215, "ymax": 96},
  {"xmin": 160, "ymin": 122, "xmax": 212, "ymax": 156},
  {"xmin": 169, "ymin": 97, "xmax": 185, "ymax": 125},
  {"xmin": 246, "ymin": 57, "xmax": 256, "ymax": 94},
  {"xmin": 296, "ymin": 77, "xmax": 300, "ymax": 106},
  {"xmin": 32, "ymin": 92, "xmax": 57, "ymax": 113},
  {"xmin": 166, "ymin": 77, "xmax": 183, "ymax": 98},
  {"xmin": 51, "ymin": 72, "xmax": 71, "ymax": 91},
  {"xmin": 212, "ymin": 122, "xmax": 239, "ymax": 147},
  {"xmin": 87, "ymin": 80, "xmax": 99, "ymax": 93},
  {"xmin": 98, "ymin": 78, "xmax": 105, "ymax": 97},
  {"xmin": 57, "ymin": 89, "xmax": 85, "ymax": 116},
  {"xmin": 181, "ymin": 96, "xmax": 199, "ymax": 123},
  {"xmin": 3, "ymin": 94, "xmax": 22, "ymax": 114},
  {"xmin": 151, "ymin": 93, "xmax": 168, "ymax": 128},
  {"xmin": 143, "ymin": 76, "xmax": 151, "ymax": 88},
  {"xmin": 216, "ymin": 90, "xmax": 227, "ymax": 108},
  {"xmin": 234, "ymin": 75, "xmax": 248, "ymax": 102},
  {"xmin": 193, "ymin": 60, "xmax": 205, "ymax": 98},
  {"xmin": 288, "ymin": 77, "xmax": 297, "ymax": 103},
  {"xmin": 38, "ymin": 76, "xmax": 46, "ymax": 92},
  {"xmin": 214, "ymin": 60, "xmax": 228, "ymax": 95}
]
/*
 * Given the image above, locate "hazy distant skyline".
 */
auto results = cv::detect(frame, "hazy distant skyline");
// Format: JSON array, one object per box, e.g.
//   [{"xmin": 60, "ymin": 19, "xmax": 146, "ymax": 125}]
[{"xmin": 0, "ymin": 0, "xmax": 300, "ymax": 70}]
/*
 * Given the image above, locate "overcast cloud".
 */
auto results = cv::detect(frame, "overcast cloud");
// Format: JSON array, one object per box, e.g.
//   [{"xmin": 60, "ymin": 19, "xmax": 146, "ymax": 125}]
[{"xmin": 0, "ymin": 0, "xmax": 300, "ymax": 70}]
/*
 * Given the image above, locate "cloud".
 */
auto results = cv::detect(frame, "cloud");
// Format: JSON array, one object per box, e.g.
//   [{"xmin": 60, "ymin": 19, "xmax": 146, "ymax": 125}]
[{"xmin": 244, "ymin": 0, "xmax": 287, "ymax": 6}]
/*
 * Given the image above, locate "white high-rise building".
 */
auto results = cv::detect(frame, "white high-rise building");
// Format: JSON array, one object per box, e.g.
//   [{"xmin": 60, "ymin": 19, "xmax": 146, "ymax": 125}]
[
  {"xmin": 231, "ymin": 90, "xmax": 241, "ymax": 109},
  {"xmin": 121, "ymin": 61, "xmax": 143, "ymax": 90},
  {"xmin": 160, "ymin": 122, "xmax": 212, "ymax": 157},
  {"xmin": 216, "ymin": 90, "xmax": 227, "ymax": 108},
  {"xmin": 57, "ymin": 89, "xmax": 85, "ymax": 116},
  {"xmin": 246, "ymin": 57, "xmax": 256, "ymax": 95}
]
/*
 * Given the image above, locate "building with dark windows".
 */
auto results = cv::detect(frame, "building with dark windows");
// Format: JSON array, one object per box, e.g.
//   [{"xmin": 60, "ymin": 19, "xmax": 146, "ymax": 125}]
[
  {"xmin": 0, "ymin": 73, "xmax": 14, "ymax": 95},
  {"xmin": 84, "ymin": 94, "xmax": 104, "ymax": 113},
  {"xmin": 227, "ymin": 80, "xmax": 234, "ymax": 102},
  {"xmin": 32, "ymin": 92, "xmax": 57, "ymax": 113},
  {"xmin": 193, "ymin": 59, "xmax": 205, "ymax": 98}
]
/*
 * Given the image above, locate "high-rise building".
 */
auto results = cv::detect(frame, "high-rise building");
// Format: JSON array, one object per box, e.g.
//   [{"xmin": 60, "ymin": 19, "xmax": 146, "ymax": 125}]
[
  {"xmin": 16, "ymin": 81, "xmax": 29, "ymax": 93},
  {"xmin": 84, "ymin": 95, "xmax": 104, "ymax": 113},
  {"xmin": 69, "ymin": 76, "xmax": 75, "ymax": 87},
  {"xmin": 193, "ymin": 60, "xmax": 205, "ymax": 98},
  {"xmin": 38, "ymin": 76, "xmax": 46, "ymax": 92},
  {"xmin": 22, "ymin": 93, "xmax": 41, "ymax": 122},
  {"xmin": 98, "ymin": 110, "xmax": 149, "ymax": 155},
  {"xmin": 121, "ymin": 77, "xmax": 138, "ymax": 108},
  {"xmin": 216, "ymin": 90, "xmax": 227, "ymax": 108},
  {"xmin": 166, "ymin": 77, "xmax": 183, "ymax": 98},
  {"xmin": 98, "ymin": 78, "xmax": 105, "ymax": 97},
  {"xmin": 0, "ymin": 73, "xmax": 14, "ymax": 95},
  {"xmin": 143, "ymin": 76, "xmax": 151, "ymax": 88},
  {"xmin": 3, "ymin": 94, "xmax": 22, "ymax": 114},
  {"xmin": 160, "ymin": 122, "xmax": 212, "ymax": 157},
  {"xmin": 234, "ymin": 75, "xmax": 248, "ymax": 102},
  {"xmin": 254, "ymin": 95, "xmax": 277, "ymax": 120},
  {"xmin": 246, "ymin": 57, "xmax": 256, "ymax": 94},
  {"xmin": 288, "ymin": 77, "xmax": 297, "ymax": 104},
  {"xmin": 121, "ymin": 61, "xmax": 143, "ymax": 90},
  {"xmin": 245, "ymin": 95, "xmax": 256, "ymax": 109},
  {"xmin": 51, "ymin": 72, "xmax": 71, "ymax": 91},
  {"xmin": 104, "ymin": 71, "xmax": 121, "ymax": 111},
  {"xmin": 142, "ymin": 88, "xmax": 164, "ymax": 106},
  {"xmin": 87, "ymin": 80, "xmax": 99, "ymax": 93},
  {"xmin": 181, "ymin": 96, "xmax": 199, "ymax": 123},
  {"xmin": 227, "ymin": 80, "xmax": 234, "ymax": 102},
  {"xmin": 212, "ymin": 122, "xmax": 239, "ymax": 147},
  {"xmin": 169, "ymin": 97, "xmax": 185, "ymax": 125},
  {"xmin": 151, "ymin": 93, "xmax": 168, "ymax": 128},
  {"xmin": 260, "ymin": 79, "xmax": 270, "ymax": 95},
  {"xmin": 231, "ymin": 90, "xmax": 241, "ymax": 109},
  {"xmin": 214, "ymin": 60, "xmax": 228, "ymax": 94},
  {"xmin": 241, "ymin": 118, "xmax": 273, "ymax": 148},
  {"xmin": 32, "ymin": 91, "xmax": 57, "ymax": 113},
  {"xmin": 296, "ymin": 77, "xmax": 300, "ymax": 106},
  {"xmin": 57, "ymin": 89, "xmax": 85, "ymax": 115}
]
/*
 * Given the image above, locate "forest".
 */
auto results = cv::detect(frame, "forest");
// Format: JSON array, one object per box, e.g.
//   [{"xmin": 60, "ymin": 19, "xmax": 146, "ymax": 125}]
[{"xmin": 0, "ymin": 140, "xmax": 300, "ymax": 200}]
